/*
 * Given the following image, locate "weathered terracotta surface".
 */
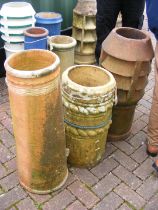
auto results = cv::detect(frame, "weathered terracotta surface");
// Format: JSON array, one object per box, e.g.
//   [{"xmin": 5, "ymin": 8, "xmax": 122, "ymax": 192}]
[
  {"xmin": 75, "ymin": 53, "xmax": 96, "ymax": 65},
  {"xmin": 73, "ymin": 0, "xmax": 96, "ymax": 16},
  {"xmin": 117, "ymin": 89, "xmax": 145, "ymax": 105},
  {"xmin": 156, "ymin": 42, "xmax": 158, "ymax": 67},
  {"xmin": 109, "ymin": 105, "xmax": 136, "ymax": 141},
  {"xmin": 49, "ymin": 35, "xmax": 76, "ymax": 74},
  {"xmin": 102, "ymin": 27, "xmax": 154, "ymax": 62},
  {"xmin": 100, "ymin": 27, "xmax": 154, "ymax": 141},
  {"xmin": 5, "ymin": 50, "xmax": 68, "ymax": 194},
  {"xmin": 101, "ymin": 54, "xmax": 151, "ymax": 105},
  {"xmin": 72, "ymin": 0, "xmax": 97, "ymax": 64},
  {"xmin": 62, "ymin": 65, "xmax": 116, "ymax": 168}
]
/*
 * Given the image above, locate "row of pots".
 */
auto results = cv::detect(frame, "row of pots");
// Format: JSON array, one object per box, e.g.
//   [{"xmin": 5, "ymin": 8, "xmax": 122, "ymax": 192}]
[
  {"xmin": 0, "ymin": 1, "xmax": 63, "ymax": 58},
  {"xmin": 4, "ymin": 27, "xmax": 154, "ymax": 194},
  {"xmin": 4, "ymin": 26, "xmax": 77, "ymax": 75},
  {"xmin": 5, "ymin": 50, "xmax": 116, "ymax": 193}
]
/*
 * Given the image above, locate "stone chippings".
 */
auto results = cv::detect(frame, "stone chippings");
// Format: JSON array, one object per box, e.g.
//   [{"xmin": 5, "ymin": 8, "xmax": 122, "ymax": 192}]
[{"xmin": 0, "ymin": 19, "xmax": 157, "ymax": 210}]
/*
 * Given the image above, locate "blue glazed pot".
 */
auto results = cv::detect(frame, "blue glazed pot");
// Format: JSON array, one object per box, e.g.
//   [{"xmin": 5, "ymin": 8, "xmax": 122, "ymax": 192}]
[
  {"xmin": 24, "ymin": 27, "xmax": 48, "ymax": 50},
  {"xmin": 35, "ymin": 12, "xmax": 63, "ymax": 36}
]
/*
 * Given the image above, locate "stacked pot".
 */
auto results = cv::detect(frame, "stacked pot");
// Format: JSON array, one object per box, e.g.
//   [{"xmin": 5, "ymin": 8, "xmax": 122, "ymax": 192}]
[
  {"xmin": 72, "ymin": 0, "xmax": 97, "ymax": 64},
  {"xmin": 0, "ymin": 2, "xmax": 35, "ymax": 57},
  {"xmin": 100, "ymin": 27, "xmax": 154, "ymax": 141}
]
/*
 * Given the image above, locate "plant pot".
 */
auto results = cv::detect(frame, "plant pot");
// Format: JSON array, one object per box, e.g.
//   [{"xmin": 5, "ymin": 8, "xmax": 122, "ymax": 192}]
[
  {"xmin": 108, "ymin": 104, "xmax": 136, "ymax": 141},
  {"xmin": 35, "ymin": 12, "xmax": 62, "ymax": 36},
  {"xmin": 100, "ymin": 27, "xmax": 154, "ymax": 140},
  {"xmin": 62, "ymin": 65, "xmax": 116, "ymax": 168},
  {"xmin": 49, "ymin": 35, "xmax": 76, "ymax": 73},
  {"xmin": 24, "ymin": 27, "xmax": 48, "ymax": 50},
  {"xmin": 4, "ymin": 49, "xmax": 68, "ymax": 194}
]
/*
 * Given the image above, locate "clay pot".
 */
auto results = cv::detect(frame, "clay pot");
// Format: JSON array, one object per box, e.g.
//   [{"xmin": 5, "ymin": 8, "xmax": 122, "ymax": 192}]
[
  {"xmin": 49, "ymin": 35, "xmax": 76, "ymax": 74},
  {"xmin": 5, "ymin": 50, "xmax": 68, "ymax": 194},
  {"xmin": 100, "ymin": 27, "xmax": 154, "ymax": 141},
  {"xmin": 72, "ymin": 0, "xmax": 97, "ymax": 64},
  {"xmin": 62, "ymin": 65, "xmax": 116, "ymax": 168},
  {"xmin": 101, "ymin": 27, "xmax": 154, "ymax": 62}
]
